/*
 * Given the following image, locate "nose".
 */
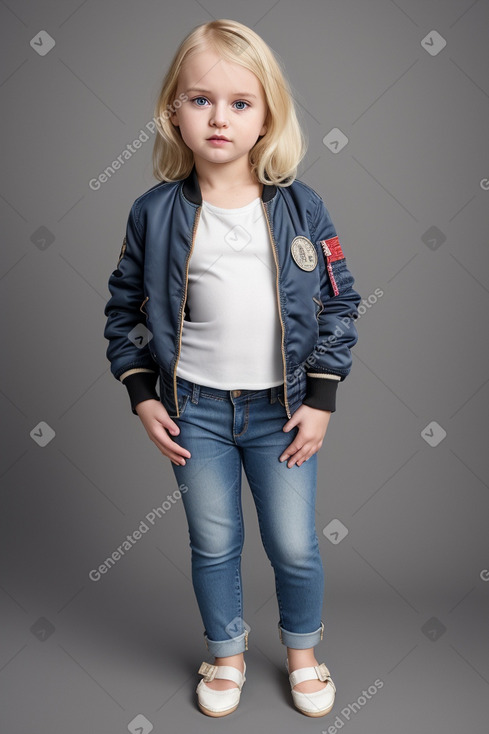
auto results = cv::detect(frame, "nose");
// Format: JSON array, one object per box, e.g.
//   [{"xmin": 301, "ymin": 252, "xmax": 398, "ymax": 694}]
[{"xmin": 210, "ymin": 101, "xmax": 229, "ymax": 128}]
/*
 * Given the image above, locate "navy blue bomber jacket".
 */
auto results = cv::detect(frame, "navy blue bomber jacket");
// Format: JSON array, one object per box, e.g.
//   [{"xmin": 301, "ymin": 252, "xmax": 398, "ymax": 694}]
[{"xmin": 103, "ymin": 165, "xmax": 361, "ymax": 419}]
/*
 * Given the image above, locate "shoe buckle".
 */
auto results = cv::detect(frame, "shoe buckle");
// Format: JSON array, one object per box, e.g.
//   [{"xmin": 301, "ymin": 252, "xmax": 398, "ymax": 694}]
[
  {"xmin": 315, "ymin": 663, "xmax": 330, "ymax": 681},
  {"xmin": 198, "ymin": 661, "xmax": 218, "ymax": 681}
]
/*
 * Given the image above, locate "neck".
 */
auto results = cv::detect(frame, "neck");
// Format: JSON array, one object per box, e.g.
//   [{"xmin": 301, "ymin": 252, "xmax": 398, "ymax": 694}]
[{"xmin": 193, "ymin": 158, "xmax": 259, "ymax": 191}]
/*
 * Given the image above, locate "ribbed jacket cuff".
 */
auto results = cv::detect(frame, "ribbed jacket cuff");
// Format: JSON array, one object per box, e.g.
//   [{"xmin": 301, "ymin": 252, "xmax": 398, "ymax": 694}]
[
  {"xmin": 121, "ymin": 372, "xmax": 160, "ymax": 415},
  {"xmin": 302, "ymin": 374, "xmax": 339, "ymax": 412}
]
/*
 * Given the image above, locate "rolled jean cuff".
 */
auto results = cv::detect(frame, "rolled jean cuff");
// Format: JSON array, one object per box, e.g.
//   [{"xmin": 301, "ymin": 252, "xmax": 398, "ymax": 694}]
[
  {"xmin": 203, "ymin": 628, "xmax": 249, "ymax": 656},
  {"xmin": 278, "ymin": 620, "xmax": 324, "ymax": 648}
]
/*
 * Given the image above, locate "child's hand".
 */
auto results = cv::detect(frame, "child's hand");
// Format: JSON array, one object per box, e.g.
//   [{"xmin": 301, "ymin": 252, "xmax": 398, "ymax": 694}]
[
  {"xmin": 279, "ymin": 404, "xmax": 331, "ymax": 468},
  {"xmin": 135, "ymin": 399, "xmax": 191, "ymax": 466}
]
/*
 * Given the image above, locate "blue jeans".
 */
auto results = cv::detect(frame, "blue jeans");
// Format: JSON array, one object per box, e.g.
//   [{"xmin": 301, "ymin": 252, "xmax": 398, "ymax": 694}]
[{"xmin": 170, "ymin": 375, "xmax": 325, "ymax": 657}]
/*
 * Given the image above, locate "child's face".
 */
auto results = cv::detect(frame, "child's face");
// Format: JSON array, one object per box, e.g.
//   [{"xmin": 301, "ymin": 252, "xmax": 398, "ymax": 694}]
[{"xmin": 170, "ymin": 47, "xmax": 268, "ymax": 174}]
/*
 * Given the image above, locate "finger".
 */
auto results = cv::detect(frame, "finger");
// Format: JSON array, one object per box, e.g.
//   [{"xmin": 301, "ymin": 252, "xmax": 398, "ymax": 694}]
[
  {"xmin": 284, "ymin": 442, "xmax": 314, "ymax": 468},
  {"xmin": 153, "ymin": 430, "xmax": 191, "ymax": 460},
  {"xmin": 171, "ymin": 454, "xmax": 187, "ymax": 466},
  {"xmin": 294, "ymin": 442, "xmax": 322, "ymax": 467},
  {"xmin": 164, "ymin": 418, "xmax": 181, "ymax": 436},
  {"xmin": 279, "ymin": 442, "xmax": 304, "ymax": 463},
  {"xmin": 164, "ymin": 447, "xmax": 188, "ymax": 466},
  {"xmin": 282, "ymin": 419, "xmax": 297, "ymax": 433},
  {"xmin": 279, "ymin": 433, "xmax": 312, "ymax": 460}
]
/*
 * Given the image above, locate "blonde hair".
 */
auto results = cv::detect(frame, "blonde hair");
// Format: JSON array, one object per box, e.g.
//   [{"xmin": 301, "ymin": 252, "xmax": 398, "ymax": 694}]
[{"xmin": 152, "ymin": 19, "xmax": 307, "ymax": 186}]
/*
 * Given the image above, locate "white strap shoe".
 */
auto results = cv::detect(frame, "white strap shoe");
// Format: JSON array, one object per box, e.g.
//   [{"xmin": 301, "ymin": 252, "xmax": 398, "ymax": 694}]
[
  {"xmin": 285, "ymin": 658, "xmax": 336, "ymax": 717},
  {"xmin": 196, "ymin": 660, "xmax": 246, "ymax": 717}
]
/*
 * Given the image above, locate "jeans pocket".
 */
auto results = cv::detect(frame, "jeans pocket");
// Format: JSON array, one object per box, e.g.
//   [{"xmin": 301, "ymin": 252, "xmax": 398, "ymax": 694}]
[
  {"xmin": 175, "ymin": 388, "xmax": 190, "ymax": 417},
  {"xmin": 180, "ymin": 396, "xmax": 190, "ymax": 417}
]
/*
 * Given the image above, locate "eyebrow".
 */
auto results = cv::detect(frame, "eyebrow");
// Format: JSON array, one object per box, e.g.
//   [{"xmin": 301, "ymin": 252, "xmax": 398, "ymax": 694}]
[{"xmin": 186, "ymin": 88, "xmax": 257, "ymax": 98}]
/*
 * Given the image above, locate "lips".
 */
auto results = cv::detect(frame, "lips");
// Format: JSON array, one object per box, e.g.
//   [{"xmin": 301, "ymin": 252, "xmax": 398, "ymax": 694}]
[{"xmin": 208, "ymin": 135, "xmax": 230, "ymax": 141}]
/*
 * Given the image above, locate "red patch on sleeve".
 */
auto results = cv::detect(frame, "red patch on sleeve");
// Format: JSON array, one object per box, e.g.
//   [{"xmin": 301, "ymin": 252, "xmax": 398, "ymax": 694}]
[
  {"xmin": 319, "ymin": 236, "xmax": 344, "ymax": 262},
  {"xmin": 319, "ymin": 236, "xmax": 345, "ymax": 296}
]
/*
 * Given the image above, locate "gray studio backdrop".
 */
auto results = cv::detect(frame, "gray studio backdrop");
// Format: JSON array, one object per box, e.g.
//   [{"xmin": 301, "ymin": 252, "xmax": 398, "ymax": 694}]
[{"xmin": 1, "ymin": 1, "xmax": 488, "ymax": 732}]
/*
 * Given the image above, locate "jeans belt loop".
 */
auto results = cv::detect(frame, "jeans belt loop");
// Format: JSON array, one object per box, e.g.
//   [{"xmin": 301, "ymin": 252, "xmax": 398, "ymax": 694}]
[{"xmin": 191, "ymin": 382, "xmax": 200, "ymax": 404}]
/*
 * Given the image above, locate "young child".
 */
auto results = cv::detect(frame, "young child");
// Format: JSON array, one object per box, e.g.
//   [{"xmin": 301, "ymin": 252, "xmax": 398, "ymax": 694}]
[{"xmin": 103, "ymin": 18, "xmax": 361, "ymax": 719}]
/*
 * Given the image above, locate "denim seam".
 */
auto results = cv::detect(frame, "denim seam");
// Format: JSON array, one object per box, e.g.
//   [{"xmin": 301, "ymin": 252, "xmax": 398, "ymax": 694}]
[
  {"xmin": 198, "ymin": 393, "xmax": 227, "ymax": 402},
  {"xmin": 234, "ymin": 454, "xmax": 244, "ymax": 632},
  {"xmin": 233, "ymin": 399, "xmax": 249, "ymax": 438}
]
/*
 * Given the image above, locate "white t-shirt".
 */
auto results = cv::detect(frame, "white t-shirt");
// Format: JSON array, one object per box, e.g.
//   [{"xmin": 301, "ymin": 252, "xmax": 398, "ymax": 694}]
[{"xmin": 176, "ymin": 196, "xmax": 284, "ymax": 389}]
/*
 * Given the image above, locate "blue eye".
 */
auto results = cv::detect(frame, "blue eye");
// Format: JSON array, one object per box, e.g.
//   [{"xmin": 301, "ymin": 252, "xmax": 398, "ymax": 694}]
[{"xmin": 190, "ymin": 97, "xmax": 249, "ymax": 110}]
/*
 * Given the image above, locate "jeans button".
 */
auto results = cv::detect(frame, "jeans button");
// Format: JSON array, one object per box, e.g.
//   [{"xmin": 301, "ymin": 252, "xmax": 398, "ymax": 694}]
[{"xmin": 232, "ymin": 390, "xmax": 241, "ymax": 397}]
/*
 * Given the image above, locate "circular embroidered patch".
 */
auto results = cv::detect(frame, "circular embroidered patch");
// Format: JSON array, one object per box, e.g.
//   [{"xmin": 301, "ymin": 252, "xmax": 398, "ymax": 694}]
[{"xmin": 290, "ymin": 236, "xmax": 318, "ymax": 271}]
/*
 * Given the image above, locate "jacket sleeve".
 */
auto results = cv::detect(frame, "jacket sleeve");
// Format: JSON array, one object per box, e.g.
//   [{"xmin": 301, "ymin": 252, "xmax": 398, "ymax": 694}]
[
  {"xmin": 103, "ymin": 201, "xmax": 160, "ymax": 415},
  {"xmin": 302, "ymin": 195, "xmax": 361, "ymax": 413}
]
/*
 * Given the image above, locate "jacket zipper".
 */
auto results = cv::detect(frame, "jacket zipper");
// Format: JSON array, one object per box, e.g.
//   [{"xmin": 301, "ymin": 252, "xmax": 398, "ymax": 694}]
[
  {"xmin": 261, "ymin": 201, "xmax": 291, "ymax": 419},
  {"xmin": 140, "ymin": 295, "xmax": 149, "ymax": 316},
  {"xmin": 312, "ymin": 295, "xmax": 324, "ymax": 321},
  {"xmin": 172, "ymin": 206, "xmax": 202, "ymax": 416}
]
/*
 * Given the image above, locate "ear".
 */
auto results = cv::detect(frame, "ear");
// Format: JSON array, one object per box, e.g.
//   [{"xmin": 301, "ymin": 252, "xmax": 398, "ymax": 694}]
[{"xmin": 259, "ymin": 111, "xmax": 269, "ymax": 137}]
